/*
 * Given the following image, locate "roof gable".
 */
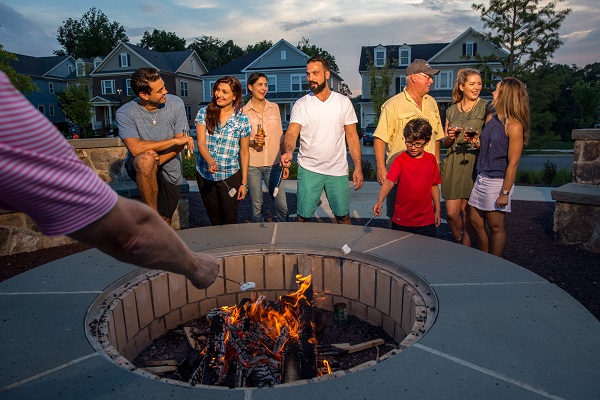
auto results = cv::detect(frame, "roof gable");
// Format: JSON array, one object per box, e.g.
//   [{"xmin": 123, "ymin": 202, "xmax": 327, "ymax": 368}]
[
  {"xmin": 8, "ymin": 54, "xmax": 74, "ymax": 78},
  {"xmin": 244, "ymin": 39, "xmax": 309, "ymax": 71},
  {"xmin": 203, "ymin": 50, "xmax": 267, "ymax": 76},
  {"xmin": 429, "ymin": 27, "xmax": 508, "ymax": 62},
  {"xmin": 91, "ymin": 42, "xmax": 198, "ymax": 75}
]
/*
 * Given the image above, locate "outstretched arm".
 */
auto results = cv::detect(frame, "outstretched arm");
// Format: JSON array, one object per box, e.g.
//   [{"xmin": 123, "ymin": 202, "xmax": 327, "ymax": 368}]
[
  {"xmin": 69, "ymin": 196, "xmax": 219, "ymax": 289},
  {"xmin": 281, "ymin": 122, "xmax": 301, "ymax": 167}
]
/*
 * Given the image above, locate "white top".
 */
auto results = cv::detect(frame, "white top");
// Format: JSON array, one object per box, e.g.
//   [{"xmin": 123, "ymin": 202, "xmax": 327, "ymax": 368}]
[{"xmin": 290, "ymin": 91, "xmax": 358, "ymax": 176}]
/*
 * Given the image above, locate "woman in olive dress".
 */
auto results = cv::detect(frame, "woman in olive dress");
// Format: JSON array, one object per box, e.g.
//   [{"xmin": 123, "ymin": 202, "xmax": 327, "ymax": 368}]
[{"xmin": 441, "ymin": 69, "xmax": 490, "ymax": 246}]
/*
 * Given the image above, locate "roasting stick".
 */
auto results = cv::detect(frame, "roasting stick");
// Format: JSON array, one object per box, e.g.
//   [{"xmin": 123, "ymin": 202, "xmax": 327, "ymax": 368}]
[
  {"xmin": 218, "ymin": 275, "xmax": 256, "ymax": 291},
  {"xmin": 341, "ymin": 217, "xmax": 374, "ymax": 255}
]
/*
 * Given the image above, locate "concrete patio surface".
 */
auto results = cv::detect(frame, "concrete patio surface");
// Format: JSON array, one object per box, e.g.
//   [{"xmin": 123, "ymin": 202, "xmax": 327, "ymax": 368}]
[{"xmin": 1, "ymin": 220, "xmax": 598, "ymax": 399}]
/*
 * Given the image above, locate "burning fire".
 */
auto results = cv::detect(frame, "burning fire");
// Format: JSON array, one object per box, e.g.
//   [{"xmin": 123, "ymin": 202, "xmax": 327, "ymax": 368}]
[{"xmin": 198, "ymin": 274, "xmax": 327, "ymax": 387}]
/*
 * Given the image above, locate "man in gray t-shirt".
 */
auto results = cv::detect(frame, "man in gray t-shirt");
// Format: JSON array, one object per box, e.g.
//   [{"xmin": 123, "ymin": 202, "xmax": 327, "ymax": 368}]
[{"xmin": 116, "ymin": 68, "xmax": 192, "ymax": 224}]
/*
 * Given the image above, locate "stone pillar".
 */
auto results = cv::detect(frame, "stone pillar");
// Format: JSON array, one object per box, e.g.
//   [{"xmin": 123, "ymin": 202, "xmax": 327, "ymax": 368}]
[{"xmin": 552, "ymin": 129, "xmax": 600, "ymax": 253}]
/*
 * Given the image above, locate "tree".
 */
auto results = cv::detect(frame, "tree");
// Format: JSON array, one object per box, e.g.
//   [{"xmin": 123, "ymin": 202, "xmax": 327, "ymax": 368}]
[
  {"xmin": 297, "ymin": 37, "xmax": 340, "ymax": 73},
  {"xmin": 187, "ymin": 35, "xmax": 244, "ymax": 71},
  {"xmin": 0, "ymin": 43, "xmax": 37, "ymax": 93},
  {"xmin": 472, "ymin": 0, "xmax": 571, "ymax": 76},
  {"xmin": 56, "ymin": 80, "xmax": 93, "ymax": 137},
  {"xmin": 364, "ymin": 50, "xmax": 395, "ymax": 123},
  {"xmin": 245, "ymin": 40, "xmax": 273, "ymax": 54},
  {"xmin": 139, "ymin": 30, "xmax": 186, "ymax": 52},
  {"xmin": 56, "ymin": 7, "xmax": 128, "ymax": 58}
]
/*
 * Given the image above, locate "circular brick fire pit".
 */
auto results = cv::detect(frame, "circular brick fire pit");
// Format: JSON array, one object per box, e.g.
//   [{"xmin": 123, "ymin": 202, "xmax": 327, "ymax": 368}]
[
  {"xmin": 1, "ymin": 222, "xmax": 599, "ymax": 399},
  {"xmin": 85, "ymin": 250, "xmax": 438, "ymax": 387}
]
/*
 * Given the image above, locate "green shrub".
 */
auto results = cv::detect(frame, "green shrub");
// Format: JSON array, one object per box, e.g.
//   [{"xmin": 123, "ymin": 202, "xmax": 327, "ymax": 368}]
[
  {"xmin": 541, "ymin": 161, "xmax": 557, "ymax": 184},
  {"xmin": 287, "ymin": 162, "xmax": 298, "ymax": 180}
]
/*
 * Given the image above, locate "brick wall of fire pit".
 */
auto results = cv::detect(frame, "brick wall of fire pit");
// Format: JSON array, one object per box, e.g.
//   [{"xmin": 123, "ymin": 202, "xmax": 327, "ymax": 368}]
[{"xmin": 87, "ymin": 251, "xmax": 436, "ymax": 385}]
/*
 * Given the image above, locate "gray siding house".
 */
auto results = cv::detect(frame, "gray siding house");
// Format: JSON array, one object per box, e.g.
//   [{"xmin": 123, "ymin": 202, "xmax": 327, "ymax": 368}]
[
  {"xmin": 358, "ymin": 28, "xmax": 507, "ymax": 127},
  {"xmin": 201, "ymin": 39, "xmax": 345, "ymax": 127},
  {"xmin": 8, "ymin": 54, "xmax": 77, "ymax": 129},
  {"xmin": 90, "ymin": 42, "xmax": 207, "ymax": 131}
]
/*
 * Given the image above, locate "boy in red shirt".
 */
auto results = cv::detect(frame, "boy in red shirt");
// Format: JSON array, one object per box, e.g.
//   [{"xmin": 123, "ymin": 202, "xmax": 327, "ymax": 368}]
[{"xmin": 373, "ymin": 118, "xmax": 442, "ymax": 237}]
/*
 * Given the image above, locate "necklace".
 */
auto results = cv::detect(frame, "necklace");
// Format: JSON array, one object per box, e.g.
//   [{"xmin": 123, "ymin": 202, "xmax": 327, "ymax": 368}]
[
  {"xmin": 460, "ymin": 99, "xmax": 477, "ymax": 114},
  {"xmin": 151, "ymin": 107, "xmax": 159, "ymax": 125}
]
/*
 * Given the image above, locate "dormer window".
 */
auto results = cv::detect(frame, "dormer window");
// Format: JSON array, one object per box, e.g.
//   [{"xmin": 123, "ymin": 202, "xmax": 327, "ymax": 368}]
[
  {"xmin": 374, "ymin": 49, "xmax": 386, "ymax": 67},
  {"xmin": 94, "ymin": 60, "xmax": 102, "ymax": 70},
  {"xmin": 76, "ymin": 61, "xmax": 85, "ymax": 76},
  {"xmin": 399, "ymin": 45, "xmax": 411, "ymax": 66}
]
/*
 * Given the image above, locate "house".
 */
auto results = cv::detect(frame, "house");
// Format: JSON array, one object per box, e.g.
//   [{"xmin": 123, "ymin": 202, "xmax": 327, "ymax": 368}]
[
  {"xmin": 200, "ymin": 39, "xmax": 346, "ymax": 127},
  {"xmin": 90, "ymin": 42, "xmax": 207, "ymax": 131},
  {"xmin": 8, "ymin": 54, "xmax": 77, "ymax": 129},
  {"xmin": 358, "ymin": 28, "xmax": 507, "ymax": 128}
]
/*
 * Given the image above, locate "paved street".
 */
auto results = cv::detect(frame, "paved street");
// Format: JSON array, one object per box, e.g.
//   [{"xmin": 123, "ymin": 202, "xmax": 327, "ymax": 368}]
[{"xmin": 355, "ymin": 143, "xmax": 574, "ymax": 171}]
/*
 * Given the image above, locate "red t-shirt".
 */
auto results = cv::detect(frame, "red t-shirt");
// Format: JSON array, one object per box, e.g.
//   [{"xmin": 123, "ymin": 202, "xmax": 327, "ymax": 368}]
[{"xmin": 387, "ymin": 151, "xmax": 441, "ymax": 227}]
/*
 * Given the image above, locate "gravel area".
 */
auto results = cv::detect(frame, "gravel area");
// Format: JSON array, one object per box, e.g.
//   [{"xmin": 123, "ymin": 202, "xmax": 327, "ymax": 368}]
[{"xmin": 2, "ymin": 192, "xmax": 598, "ymax": 320}]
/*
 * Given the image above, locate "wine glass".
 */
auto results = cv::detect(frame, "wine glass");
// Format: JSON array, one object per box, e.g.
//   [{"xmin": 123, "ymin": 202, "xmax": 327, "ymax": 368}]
[
  {"xmin": 464, "ymin": 125, "xmax": 477, "ymax": 150},
  {"xmin": 450, "ymin": 125, "xmax": 462, "ymax": 149}
]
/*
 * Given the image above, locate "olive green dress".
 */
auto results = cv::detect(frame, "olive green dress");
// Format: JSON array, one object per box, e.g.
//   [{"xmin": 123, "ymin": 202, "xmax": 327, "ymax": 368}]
[{"xmin": 441, "ymin": 99, "xmax": 488, "ymax": 200}]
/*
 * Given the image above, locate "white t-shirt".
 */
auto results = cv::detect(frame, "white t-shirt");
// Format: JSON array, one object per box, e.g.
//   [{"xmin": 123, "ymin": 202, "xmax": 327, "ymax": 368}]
[{"xmin": 290, "ymin": 91, "xmax": 358, "ymax": 176}]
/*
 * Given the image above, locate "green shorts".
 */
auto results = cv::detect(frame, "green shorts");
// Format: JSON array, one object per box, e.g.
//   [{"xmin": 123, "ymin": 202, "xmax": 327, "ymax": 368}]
[{"xmin": 297, "ymin": 166, "xmax": 349, "ymax": 218}]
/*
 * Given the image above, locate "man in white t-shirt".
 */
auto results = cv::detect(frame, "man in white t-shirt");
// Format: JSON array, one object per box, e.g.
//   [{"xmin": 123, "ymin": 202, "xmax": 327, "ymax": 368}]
[{"xmin": 281, "ymin": 57, "xmax": 363, "ymax": 224}]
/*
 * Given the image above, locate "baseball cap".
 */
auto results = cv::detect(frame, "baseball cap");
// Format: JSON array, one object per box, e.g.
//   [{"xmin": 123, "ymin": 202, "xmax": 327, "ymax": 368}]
[{"xmin": 406, "ymin": 59, "xmax": 440, "ymax": 76}]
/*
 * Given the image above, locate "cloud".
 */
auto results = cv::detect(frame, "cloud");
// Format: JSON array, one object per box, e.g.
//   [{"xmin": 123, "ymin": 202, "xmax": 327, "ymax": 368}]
[
  {"xmin": 280, "ymin": 17, "xmax": 345, "ymax": 32},
  {"xmin": 0, "ymin": 2, "xmax": 61, "ymax": 56}
]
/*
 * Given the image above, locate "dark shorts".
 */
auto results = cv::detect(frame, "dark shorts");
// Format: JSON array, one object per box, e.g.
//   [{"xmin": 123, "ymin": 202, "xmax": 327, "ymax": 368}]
[
  {"xmin": 125, "ymin": 157, "xmax": 181, "ymax": 219},
  {"xmin": 391, "ymin": 222, "xmax": 437, "ymax": 238}
]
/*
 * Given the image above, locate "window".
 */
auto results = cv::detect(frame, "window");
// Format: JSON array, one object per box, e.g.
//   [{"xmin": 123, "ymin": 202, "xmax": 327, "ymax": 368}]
[
  {"xmin": 76, "ymin": 61, "xmax": 85, "ymax": 76},
  {"xmin": 207, "ymin": 81, "xmax": 216, "ymax": 99},
  {"xmin": 267, "ymin": 75, "xmax": 277, "ymax": 92},
  {"xmin": 185, "ymin": 105, "xmax": 192, "ymax": 122},
  {"xmin": 68, "ymin": 65, "xmax": 73, "ymax": 74},
  {"xmin": 291, "ymin": 74, "xmax": 308, "ymax": 92},
  {"xmin": 399, "ymin": 49, "xmax": 410, "ymax": 66},
  {"xmin": 375, "ymin": 50, "xmax": 386, "ymax": 67},
  {"xmin": 48, "ymin": 82, "xmax": 54, "ymax": 94},
  {"xmin": 463, "ymin": 42, "xmax": 477, "ymax": 57},
  {"xmin": 49, "ymin": 105, "xmax": 55, "ymax": 116},
  {"xmin": 180, "ymin": 81, "xmax": 188, "ymax": 97},
  {"xmin": 126, "ymin": 79, "xmax": 133, "ymax": 96},
  {"xmin": 435, "ymin": 71, "xmax": 453, "ymax": 90},
  {"xmin": 240, "ymin": 79, "xmax": 247, "ymax": 95},
  {"xmin": 119, "ymin": 53, "xmax": 130, "ymax": 67},
  {"xmin": 395, "ymin": 75, "xmax": 407, "ymax": 94},
  {"xmin": 191, "ymin": 60, "xmax": 197, "ymax": 73},
  {"xmin": 38, "ymin": 105, "xmax": 45, "ymax": 115},
  {"xmin": 94, "ymin": 60, "xmax": 102, "ymax": 70},
  {"xmin": 102, "ymin": 80, "xmax": 116, "ymax": 94},
  {"xmin": 281, "ymin": 50, "xmax": 287, "ymax": 60}
]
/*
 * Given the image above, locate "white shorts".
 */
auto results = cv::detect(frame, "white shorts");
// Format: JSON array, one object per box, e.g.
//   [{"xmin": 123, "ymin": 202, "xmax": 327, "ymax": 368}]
[{"xmin": 468, "ymin": 174, "xmax": 512, "ymax": 212}]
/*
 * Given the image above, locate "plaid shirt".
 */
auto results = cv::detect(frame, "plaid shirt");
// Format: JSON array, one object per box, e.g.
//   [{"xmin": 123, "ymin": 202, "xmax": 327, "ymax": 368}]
[{"xmin": 195, "ymin": 107, "xmax": 251, "ymax": 181}]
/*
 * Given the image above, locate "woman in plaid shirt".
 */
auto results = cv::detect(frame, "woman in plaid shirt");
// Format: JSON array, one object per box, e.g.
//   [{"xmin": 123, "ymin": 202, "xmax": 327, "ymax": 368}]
[{"xmin": 195, "ymin": 76, "xmax": 251, "ymax": 225}]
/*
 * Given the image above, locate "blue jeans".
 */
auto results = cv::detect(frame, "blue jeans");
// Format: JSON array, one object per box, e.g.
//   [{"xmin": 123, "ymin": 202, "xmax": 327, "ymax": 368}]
[{"xmin": 248, "ymin": 165, "xmax": 288, "ymax": 222}]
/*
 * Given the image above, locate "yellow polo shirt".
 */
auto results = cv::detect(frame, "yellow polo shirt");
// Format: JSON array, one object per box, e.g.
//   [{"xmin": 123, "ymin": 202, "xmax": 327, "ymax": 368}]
[{"xmin": 374, "ymin": 88, "xmax": 444, "ymax": 167}]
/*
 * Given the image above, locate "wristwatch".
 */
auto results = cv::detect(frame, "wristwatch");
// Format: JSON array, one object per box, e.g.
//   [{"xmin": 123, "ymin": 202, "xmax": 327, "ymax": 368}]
[
  {"xmin": 241, "ymin": 183, "xmax": 248, "ymax": 187},
  {"xmin": 501, "ymin": 190, "xmax": 509, "ymax": 195}
]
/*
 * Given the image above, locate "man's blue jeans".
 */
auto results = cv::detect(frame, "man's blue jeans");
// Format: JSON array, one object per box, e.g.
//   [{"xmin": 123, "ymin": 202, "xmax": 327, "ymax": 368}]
[{"xmin": 248, "ymin": 164, "xmax": 288, "ymax": 222}]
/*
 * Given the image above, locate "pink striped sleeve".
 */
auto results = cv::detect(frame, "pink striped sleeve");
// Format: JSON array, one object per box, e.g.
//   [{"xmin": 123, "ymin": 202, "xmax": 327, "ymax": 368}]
[{"xmin": 0, "ymin": 72, "xmax": 118, "ymax": 236}]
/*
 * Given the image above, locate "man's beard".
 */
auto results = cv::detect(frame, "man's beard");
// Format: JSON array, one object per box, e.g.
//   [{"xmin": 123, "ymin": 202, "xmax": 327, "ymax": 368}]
[{"xmin": 310, "ymin": 80, "xmax": 327, "ymax": 94}]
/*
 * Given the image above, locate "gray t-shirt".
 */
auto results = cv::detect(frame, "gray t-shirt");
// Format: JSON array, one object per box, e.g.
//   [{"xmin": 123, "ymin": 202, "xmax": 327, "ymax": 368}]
[{"xmin": 117, "ymin": 94, "xmax": 187, "ymax": 185}]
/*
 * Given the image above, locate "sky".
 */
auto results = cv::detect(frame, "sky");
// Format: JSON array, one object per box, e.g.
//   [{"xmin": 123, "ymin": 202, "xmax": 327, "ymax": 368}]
[{"xmin": 1, "ymin": 0, "xmax": 598, "ymax": 95}]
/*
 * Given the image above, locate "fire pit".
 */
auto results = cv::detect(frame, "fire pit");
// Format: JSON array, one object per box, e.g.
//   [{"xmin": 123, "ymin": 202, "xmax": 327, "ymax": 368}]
[{"xmin": 86, "ymin": 250, "xmax": 437, "ymax": 388}]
